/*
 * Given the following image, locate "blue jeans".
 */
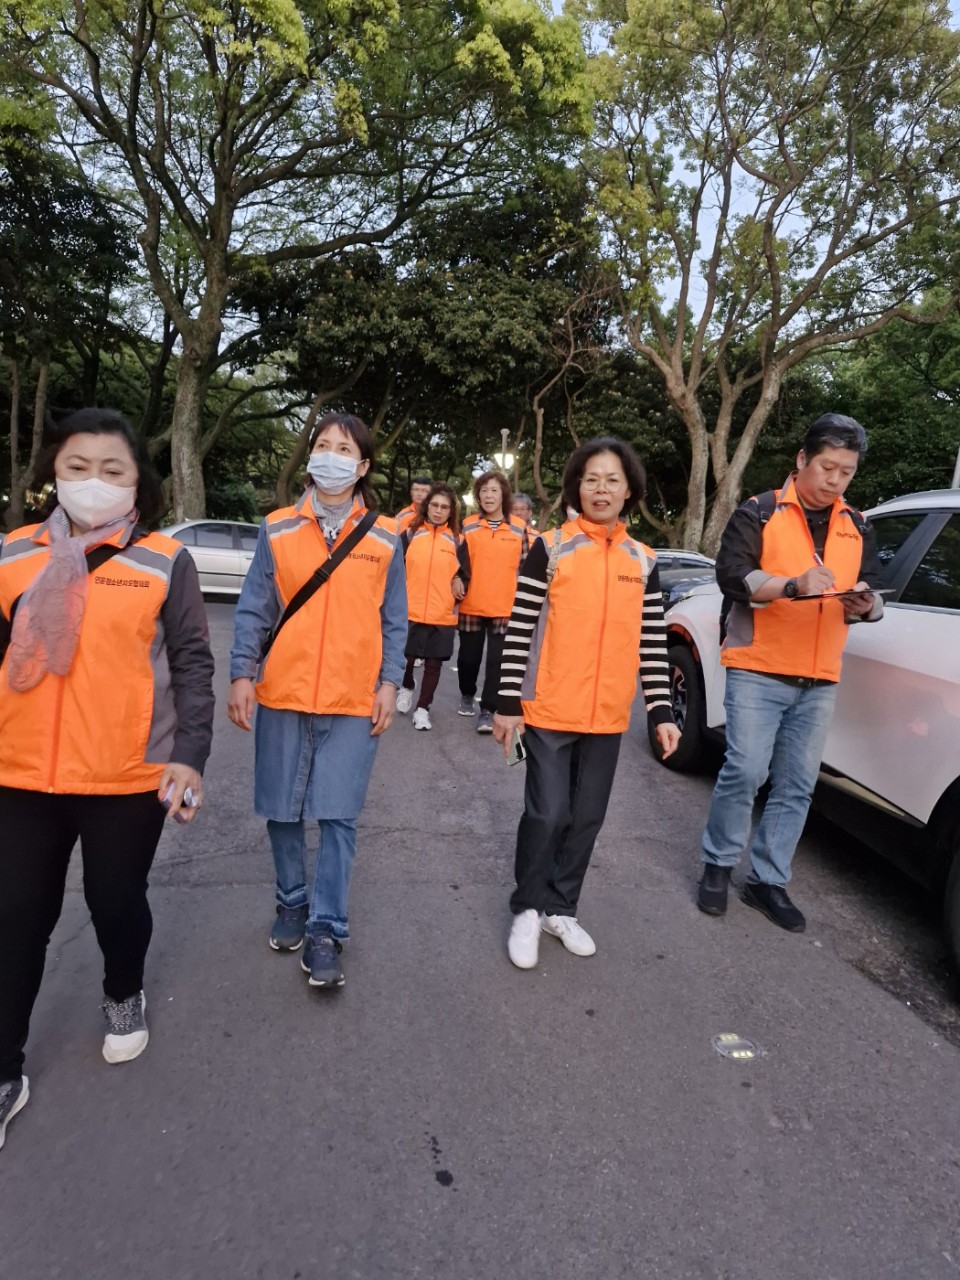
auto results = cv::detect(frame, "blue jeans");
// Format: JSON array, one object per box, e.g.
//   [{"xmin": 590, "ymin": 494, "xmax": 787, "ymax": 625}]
[
  {"xmin": 701, "ymin": 669, "xmax": 837, "ymax": 886},
  {"xmin": 267, "ymin": 819, "xmax": 357, "ymax": 941}
]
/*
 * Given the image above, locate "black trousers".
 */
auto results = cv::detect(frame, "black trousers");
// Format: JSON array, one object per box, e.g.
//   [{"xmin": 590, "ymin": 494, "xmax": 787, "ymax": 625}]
[
  {"xmin": 457, "ymin": 625, "xmax": 506, "ymax": 711},
  {"xmin": 511, "ymin": 727, "xmax": 622, "ymax": 917},
  {"xmin": 0, "ymin": 787, "xmax": 166, "ymax": 1081}
]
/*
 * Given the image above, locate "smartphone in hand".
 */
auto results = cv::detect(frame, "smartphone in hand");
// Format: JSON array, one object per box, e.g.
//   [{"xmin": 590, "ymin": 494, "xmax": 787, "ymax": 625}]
[{"xmin": 507, "ymin": 727, "xmax": 527, "ymax": 766}]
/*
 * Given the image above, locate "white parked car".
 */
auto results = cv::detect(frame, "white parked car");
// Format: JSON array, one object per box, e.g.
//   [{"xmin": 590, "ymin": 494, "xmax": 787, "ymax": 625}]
[
  {"xmin": 161, "ymin": 520, "xmax": 261, "ymax": 595},
  {"xmin": 651, "ymin": 489, "xmax": 960, "ymax": 966}
]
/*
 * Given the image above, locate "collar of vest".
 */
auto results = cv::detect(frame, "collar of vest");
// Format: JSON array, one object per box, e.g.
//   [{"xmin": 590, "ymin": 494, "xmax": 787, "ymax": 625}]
[
  {"xmin": 412, "ymin": 521, "xmax": 451, "ymax": 536},
  {"xmin": 295, "ymin": 489, "xmax": 367, "ymax": 529},
  {"xmin": 777, "ymin": 473, "xmax": 854, "ymax": 522},
  {"xmin": 572, "ymin": 515, "xmax": 628, "ymax": 545}
]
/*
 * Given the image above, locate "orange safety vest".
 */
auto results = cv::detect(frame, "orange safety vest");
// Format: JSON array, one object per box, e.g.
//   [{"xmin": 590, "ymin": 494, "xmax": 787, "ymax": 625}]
[
  {"xmin": 459, "ymin": 514, "xmax": 527, "ymax": 619},
  {"xmin": 721, "ymin": 477, "xmax": 865, "ymax": 682},
  {"xmin": 395, "ymin": 504, "xmax": 418, "ymax": 535},
  {"xmin": 520, "ymin": 518, "xmax": 654, "ymax": 735},
  {"xmin": 256, "ymin": 494, "xmax": 398, "ymax": 716},
  {"xmin": 0, "ymin": 521, "xmax": 184, "ymax": 794},
  {"xmin": 404, "ymin": 522, "xmax": 459, "ymax": 627}
]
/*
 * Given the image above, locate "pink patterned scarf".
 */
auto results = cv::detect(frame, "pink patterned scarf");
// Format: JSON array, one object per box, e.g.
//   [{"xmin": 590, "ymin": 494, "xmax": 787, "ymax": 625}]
[{"xmin": 7, "ymin": 506, "xmax": 138, "ymax": 692}]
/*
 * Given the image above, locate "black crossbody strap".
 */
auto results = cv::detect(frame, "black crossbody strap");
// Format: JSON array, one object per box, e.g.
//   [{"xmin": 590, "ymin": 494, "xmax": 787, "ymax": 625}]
[
  {"xmin": 8, "ymin": 528, "xmax": 145, "ymax": 629},
  {"xmin": 261, "ymin": 510, "xmax": 379, "ymax": 660}
]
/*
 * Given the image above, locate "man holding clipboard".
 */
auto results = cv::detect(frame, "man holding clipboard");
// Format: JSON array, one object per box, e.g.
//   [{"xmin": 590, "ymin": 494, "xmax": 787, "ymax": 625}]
[{"xmin": 697, "ymin": 414, "xmax": 884, "ymax": 931}]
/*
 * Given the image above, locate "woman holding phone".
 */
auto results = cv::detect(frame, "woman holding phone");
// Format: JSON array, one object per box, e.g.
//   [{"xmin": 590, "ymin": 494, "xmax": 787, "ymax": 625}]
[{"xmin": 493, "ymin": 437, "xmax": 680, "ymax": 970}]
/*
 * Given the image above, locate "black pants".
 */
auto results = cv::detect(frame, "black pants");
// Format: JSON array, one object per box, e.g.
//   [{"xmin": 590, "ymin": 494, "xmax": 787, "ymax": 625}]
[
  {"xmin": 0, "ymin": 787, "xmax": 166, "ymax": 1081},
  {"xmin": 402, "ymin": 657, "xmax": 444, "ymax": 709},
  {"xmin": 511, "ymin": 727, "xmax": 622, "ymax": 917},
  {"xmin": 457, "ymin": 625, "xmax": 506, "ymax": 711}
]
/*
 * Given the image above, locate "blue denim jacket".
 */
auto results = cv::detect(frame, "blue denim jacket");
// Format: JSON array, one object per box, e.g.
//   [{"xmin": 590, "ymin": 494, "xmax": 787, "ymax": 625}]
[{"xmin": 229, "ymin": 508, "xmax": 408, "ymax": 689}]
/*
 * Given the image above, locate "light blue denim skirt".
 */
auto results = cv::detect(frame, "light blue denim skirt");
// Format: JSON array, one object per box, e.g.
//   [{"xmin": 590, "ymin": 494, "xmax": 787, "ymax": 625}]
[{"xmin": 253, "ymin": 706, "xmax": 379, "ymax": 822}]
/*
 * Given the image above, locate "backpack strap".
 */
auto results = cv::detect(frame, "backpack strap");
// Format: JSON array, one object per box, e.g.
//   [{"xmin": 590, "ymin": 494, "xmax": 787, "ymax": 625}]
[
  {"xmin": 545, "ymin": 526, "xmax": 563, "ymax": 584},
  {"xmin": 261, "ymin": 510, "xmax": 378, "ymax": 660}
]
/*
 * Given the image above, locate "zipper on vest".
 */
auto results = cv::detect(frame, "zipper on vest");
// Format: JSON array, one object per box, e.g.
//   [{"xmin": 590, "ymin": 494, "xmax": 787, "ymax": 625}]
[
  {"xmin": 311, "ymin": 531, "xmax": 334, "ymax": 709},
  {"xmin": 47, "ymin": 675, "xmax": 66, "ymax": 792},
  {"xmin": 589, "ymin": 540, "xmax": 611, "ymax": 730},
  {"xmin": 425, "ymin": 527, "xmax": 437, "ymax": 620}
]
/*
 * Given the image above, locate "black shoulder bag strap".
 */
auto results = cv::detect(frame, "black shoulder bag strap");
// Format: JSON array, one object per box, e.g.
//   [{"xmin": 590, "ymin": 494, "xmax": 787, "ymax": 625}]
[
  {"xmin": 719, "ymin": 493, "xmax": 777, "ymax": 644},
  {"xmin": 8, "ymin": 527, "xmax": 146, "ymax": 630},
  {"xmin": 261, "ymin": 510, "xmax": 379, "ymax": 660}
]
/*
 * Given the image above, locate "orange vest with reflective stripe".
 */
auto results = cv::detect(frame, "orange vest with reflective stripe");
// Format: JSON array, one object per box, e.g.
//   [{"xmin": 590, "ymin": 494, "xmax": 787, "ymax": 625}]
[
  {"xmin": 0, "ymin": 522, "xmax": 183, "ymax": 794},
  {"xmin": 256, "ymin": 495, "xmax": 397, "ymax": 716},
  {"xmin": 520, "ymin": 518, "xmax": 653, "ymax": 734},
  {"xmin": 404, "ymin": 522, "xmax": 459, "ymax": 627},
  {"xmin": 721, "ymin": 480, "xmax": 865, "ymax": 682},
  {"xmin": 459, "ymin": 514, "xmax": 526, "ymax": 618},
  {"xmin": 395, "ymin": 505, "xmax": 418, "ymax": 535}
]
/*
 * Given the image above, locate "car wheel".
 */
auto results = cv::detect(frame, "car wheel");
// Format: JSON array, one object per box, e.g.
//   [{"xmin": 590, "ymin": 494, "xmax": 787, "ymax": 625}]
[
  {"xmin": 943, "ymin": 844, "xmax": 960, "ymax": 976},
  {"xmin": 647, "ymin": 645, "xmax": 709, "ymax": 773}
]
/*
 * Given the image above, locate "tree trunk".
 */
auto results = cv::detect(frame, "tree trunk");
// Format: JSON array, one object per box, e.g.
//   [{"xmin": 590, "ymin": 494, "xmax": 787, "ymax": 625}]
[
  {"xmin": 169, "ymin": 355, "xmax": 213, "ymax": 520},
  {"xmin": 678, "ymin": 397, "xmax": 711, "ymax": 550},
  {"xmin": 25, "ymin": 353, "xmax": 50, "ymax": 493},
  {"xmin": 702, "ymin": 370, "xmax": 783, "ymax": 554},
  {"xmin": 7, "ymin": 357, "xmax": 22, "ymax": 529}
]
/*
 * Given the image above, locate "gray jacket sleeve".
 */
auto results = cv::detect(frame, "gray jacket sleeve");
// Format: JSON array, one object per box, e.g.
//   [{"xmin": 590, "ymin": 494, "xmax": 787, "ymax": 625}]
[{"xmin": 162, "ymin": 550, "xmax": 216, "ymax": 772}]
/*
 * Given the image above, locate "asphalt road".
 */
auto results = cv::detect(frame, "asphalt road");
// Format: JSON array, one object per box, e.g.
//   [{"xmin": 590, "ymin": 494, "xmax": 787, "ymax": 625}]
[{"xmin": 4, "ymin": 602, "xmax": 960, "ymax": 1280}]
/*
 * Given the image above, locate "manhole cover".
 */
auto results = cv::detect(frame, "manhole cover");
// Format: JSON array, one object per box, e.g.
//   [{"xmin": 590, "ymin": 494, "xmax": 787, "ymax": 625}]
[{"xmin": 711, "ymin": 1032, "xmax": 761, "ymax": 1060}]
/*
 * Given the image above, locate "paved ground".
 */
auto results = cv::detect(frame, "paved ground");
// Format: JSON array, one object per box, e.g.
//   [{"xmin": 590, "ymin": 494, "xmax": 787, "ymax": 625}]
[{"xmin": 4, "ymin": 603, "xmax": 960, "ymax": 1280}]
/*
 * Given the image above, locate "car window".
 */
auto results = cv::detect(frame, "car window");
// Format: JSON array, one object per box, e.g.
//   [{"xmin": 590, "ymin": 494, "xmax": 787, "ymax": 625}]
[
  {"xmin": 238, "ymin": 525, "xmax": 260, "ymax": 552},
  {"xmin": 170, "ymin": 527, "xmax": 196, "ymax": 546},
  {"xmin": 194, "ymin": 523, "xmax": 235, "ymax": 549},
  {"xmin": 867, "ymin": 512, "xmax": 929, "ymax": 572},
  {"xmin": 898, "ymin": 514, "xmax": 960, "ymax": 611}
]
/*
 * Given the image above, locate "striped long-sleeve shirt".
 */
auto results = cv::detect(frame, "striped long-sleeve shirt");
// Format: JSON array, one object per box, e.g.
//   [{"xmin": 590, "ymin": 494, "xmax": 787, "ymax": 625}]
[{"xmin": 496, "ymin": 535, "xmax": 675, "ymax": 727}]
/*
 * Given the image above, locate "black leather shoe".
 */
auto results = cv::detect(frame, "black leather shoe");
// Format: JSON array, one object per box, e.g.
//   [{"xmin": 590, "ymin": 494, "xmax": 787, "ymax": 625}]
[
  {"xmin": 697, "ymin": 864, "xmax": 732, "ymax": 916},
  {"xmin": 741, "ymin": 882, "xmax": 806, "ymax": 933}
]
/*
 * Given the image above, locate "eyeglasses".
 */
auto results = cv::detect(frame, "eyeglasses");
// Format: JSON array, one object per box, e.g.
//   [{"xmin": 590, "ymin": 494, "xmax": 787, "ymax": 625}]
[{"xmin": 581, "ymin": 475, "xmax": 627, "ymax": 491}]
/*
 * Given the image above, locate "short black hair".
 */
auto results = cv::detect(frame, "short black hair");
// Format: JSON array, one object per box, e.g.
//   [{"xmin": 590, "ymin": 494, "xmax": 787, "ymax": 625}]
[
  {"xmin": 802, "ymin": 413, "xmax": 867, "ymax": 459},
  {"xmin": 36, "ymin": 407, "xmax": 165, "ymax": 526},
  {"xmin": 307, "ymin": 412, "xmax": 378, "ymax": 509},
  {"xmin": 561, "ymin": 438, "xmax": 646, "ymax": 517},
  {"xmin": 411, "ymin": 475, "xmax": 433, "ymax": 487}
]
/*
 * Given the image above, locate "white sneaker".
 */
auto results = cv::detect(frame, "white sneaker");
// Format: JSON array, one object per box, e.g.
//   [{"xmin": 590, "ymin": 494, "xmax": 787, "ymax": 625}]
[
  {"xmin": 396, "ymin": 687, "xmax": 414, "ymax": 714},
  {"xmin": 102, "ymin": 991, "xmax": 149, "ymax": 1064},
  {"xmin": 508, "ymin": 909, "xmax": 541, "ymax": 969},
  {"xmin": 540, "ymin": 914, "xmax": 596, "ymax": 957},
  {"xmin": 412, "ymin": 707, "xmax": 432, "ymax": 730}
]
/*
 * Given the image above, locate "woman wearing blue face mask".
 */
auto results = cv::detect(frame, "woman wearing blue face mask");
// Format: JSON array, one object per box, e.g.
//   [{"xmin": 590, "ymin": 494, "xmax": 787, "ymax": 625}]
[{"xmin": 228, "ymin": 413, "xmax": 407, "ymax": 991}]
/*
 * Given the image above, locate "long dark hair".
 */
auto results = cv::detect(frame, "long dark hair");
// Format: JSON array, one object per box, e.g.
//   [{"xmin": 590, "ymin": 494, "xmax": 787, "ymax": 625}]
[
  {"xmin": 35, "ymin": 407, "xmax": 164, "ymax": 526},
  {"xmin": 306, "ymin": 412, "xmax": 378, "ymax": 509},
  {"xmin": 410, "ymin": 482, "xmax": 460, "ymax": 536}
]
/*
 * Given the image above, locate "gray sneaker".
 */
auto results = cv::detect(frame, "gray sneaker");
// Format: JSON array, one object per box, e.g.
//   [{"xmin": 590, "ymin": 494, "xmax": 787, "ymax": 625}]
[
  {"xmin": 270, "ymin": 903, "xmax": 309, "ymax": 952},
  {"xmin": 300, "ymin": 934, "xmax": 345, "ymax": 989},
  {"xmin": 458, "ymin": 695, "xmax": 476, "ymax": 716},
  {"xmin": 0, "ymin": 1077, "xmax": 29, "ymax": 1152},
  {"xmin": 476, "ymin": 709, "xmax": 494, "ymax": 734},
  {"xmin": 102, "ymin": 991, "xmax": 149, "ymax": 1064}
]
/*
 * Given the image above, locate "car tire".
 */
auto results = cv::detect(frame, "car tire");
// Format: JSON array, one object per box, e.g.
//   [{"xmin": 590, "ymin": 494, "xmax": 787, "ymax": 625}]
[
  {"xmin": 943, "ymin": 843, "xmax": 960, "ymax": 976},
  {"xmin": 647, "ymin": 645, "xmax": 709, "ymax": 773}
]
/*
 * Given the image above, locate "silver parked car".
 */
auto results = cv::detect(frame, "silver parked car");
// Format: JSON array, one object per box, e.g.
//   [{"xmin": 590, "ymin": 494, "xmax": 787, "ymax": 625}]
[{"xmin": 161, "ymin": 520, "xmax": 261, "ymax": 595}]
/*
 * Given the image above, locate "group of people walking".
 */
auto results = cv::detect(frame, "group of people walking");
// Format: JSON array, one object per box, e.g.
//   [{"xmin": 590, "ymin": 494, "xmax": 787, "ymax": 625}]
[{"xmin": 0, "ymin": 404, "xmax": 883, "ymax": 1155}]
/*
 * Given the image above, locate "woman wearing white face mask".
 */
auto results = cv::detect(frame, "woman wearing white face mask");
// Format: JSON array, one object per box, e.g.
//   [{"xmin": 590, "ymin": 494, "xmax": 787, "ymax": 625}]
[
  {"xmin": 228, "ymin": 413, "xmax": 407, "ymax": 991},
  {"xmin": 0, "ymin": 408, "xmax": 215, "ymax": 1153}
]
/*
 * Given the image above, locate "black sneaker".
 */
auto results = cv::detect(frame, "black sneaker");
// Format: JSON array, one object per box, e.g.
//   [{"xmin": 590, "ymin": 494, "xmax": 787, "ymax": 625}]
[
  {"xmin": 476, "ymin": 709, "xmax": 494, "ymax": 734},
  {"xmin": 102, "ymin": 991, "xmax": 149, "ymax": 1064},
  {"xmin": 697, "ymin": 864, "xmax": 732, "ymax": 915},
  {"xmin": 301, "ymin": 935, "xmax": 345, "ymax": 988},
  {"xmin": 269, "ymin": 903, "xmax": 309, "ymax": 952},
  {"xmin": 458, "ymin": 696, "xmax": 477, "ymax": 717},
  {"xmin": 741, "ymin": 882, "xmax": 806, "ymax": 933},
  {"xmin": 0, "ymin": 1077, "xmax": 29, "ymax": 1152}
]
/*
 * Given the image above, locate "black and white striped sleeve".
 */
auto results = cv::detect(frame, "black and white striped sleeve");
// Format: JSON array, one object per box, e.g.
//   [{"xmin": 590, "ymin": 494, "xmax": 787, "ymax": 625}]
[
  {"xmin": 497, "ymin": 537, "xmax": 549, "ymax": 717},
  {"xmin": 640, "ymin": 563, "xmax": 675, "ymax": 726}
]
